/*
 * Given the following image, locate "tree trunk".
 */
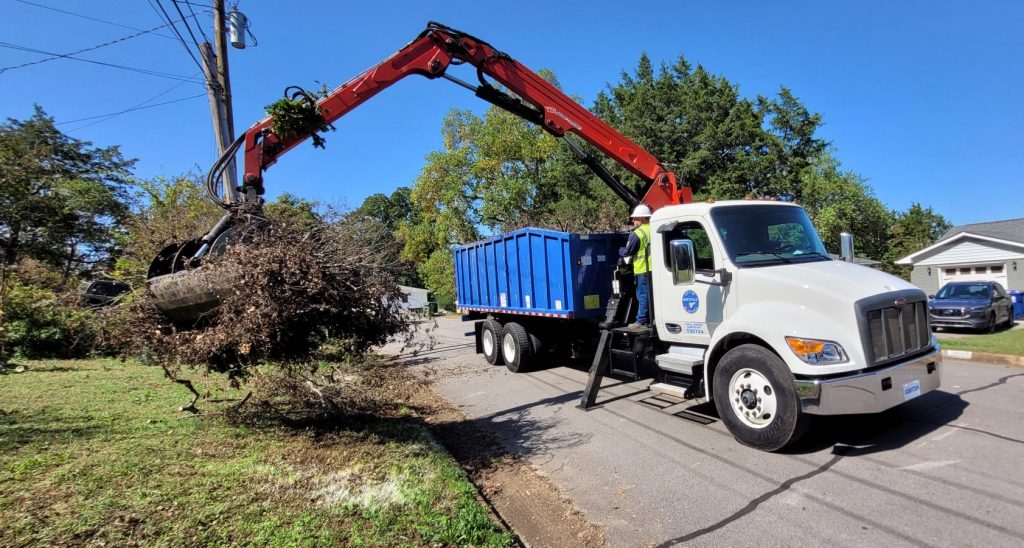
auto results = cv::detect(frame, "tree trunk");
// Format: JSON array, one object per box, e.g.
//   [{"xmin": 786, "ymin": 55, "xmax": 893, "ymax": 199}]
[{"xmin": 62, "ymin": 241, "xmax": 78, "ymax": 285}]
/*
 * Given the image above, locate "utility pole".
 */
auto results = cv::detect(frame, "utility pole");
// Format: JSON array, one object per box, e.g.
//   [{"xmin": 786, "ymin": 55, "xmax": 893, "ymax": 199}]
[
  {"xmin": 196, "ymin": 0, "xmax": 239, "ymax": 203},
  {"xmin": 199, "ymin": 43, "xmax": 238, "ymax": 203},
  {"xmin": 212, "ymin": 0, "xmax": 235, "ymax": 139}
]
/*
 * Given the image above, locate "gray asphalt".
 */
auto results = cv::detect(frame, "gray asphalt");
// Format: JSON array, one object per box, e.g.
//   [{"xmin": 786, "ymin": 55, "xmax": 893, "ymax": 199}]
[{"xmin": 400, "ymin": 317, "xmax": 1024, "ymax": 547}]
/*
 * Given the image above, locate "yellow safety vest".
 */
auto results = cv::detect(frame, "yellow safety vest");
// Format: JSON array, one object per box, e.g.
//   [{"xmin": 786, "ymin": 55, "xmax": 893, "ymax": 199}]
[{"xmin": 633, "ymin": 223, "xmax": 651, "ymax": 275}]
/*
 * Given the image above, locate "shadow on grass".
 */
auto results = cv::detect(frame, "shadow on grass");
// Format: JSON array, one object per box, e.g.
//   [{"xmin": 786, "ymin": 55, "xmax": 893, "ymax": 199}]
[{"xmin": 0, "ymin": 407, "xmax": 107, "ymax": 450}]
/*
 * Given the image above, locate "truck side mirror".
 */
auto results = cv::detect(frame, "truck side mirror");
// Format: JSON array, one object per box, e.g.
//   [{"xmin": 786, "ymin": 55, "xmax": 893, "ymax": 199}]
[{"xmin": 669, "ymin": 239, "xmax": 695, "ymax": 285}]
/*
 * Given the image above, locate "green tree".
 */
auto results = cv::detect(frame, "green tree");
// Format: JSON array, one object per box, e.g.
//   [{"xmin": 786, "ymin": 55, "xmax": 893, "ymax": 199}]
[
  {"xmin": 0, "ymin": 106, "xmax": 135, "ymax": 280},
  {"xmin": 884, "ymin": 203, "xmax": 952, "ymax": 278},
  {"xmin": 264, "ymin": 192, "xmax": 321, "ymax": 228},
  {"xmin": 355, "ymin": 186, "xmax": 416, "ymax": 232},
  {"xmin": 797, "ymin": 153, "xmax": 893, "ymax": 262},
  {"xmin": 592, "ymin": 55, "xmax": 826, "ymax": 200}
]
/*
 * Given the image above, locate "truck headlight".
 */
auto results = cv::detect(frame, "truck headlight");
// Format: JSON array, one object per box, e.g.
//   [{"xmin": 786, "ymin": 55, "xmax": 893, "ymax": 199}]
[
  {"xmin": 968, "ymin": 305, "xmax": 988, "ymax": 313},
  {"xmin": 785, "ymin": 337, "xmax": 848, "ymax": 365}
]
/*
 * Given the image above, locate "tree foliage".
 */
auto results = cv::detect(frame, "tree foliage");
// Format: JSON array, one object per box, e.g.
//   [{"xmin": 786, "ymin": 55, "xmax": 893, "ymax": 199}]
[
  {"xmin": 0, "ymin": 106, "xmax": 136, "ymax": 280},
  {"xmin": 884, "ymin": 203, "xmax": 953, "ymax": 277},
  {"xmin": 592, "ymin": 55, "xmax": 827, "ymax": 200},
  {"xmin": 798, "ymin": 153, "xmax": 893, "ymax": 262}
]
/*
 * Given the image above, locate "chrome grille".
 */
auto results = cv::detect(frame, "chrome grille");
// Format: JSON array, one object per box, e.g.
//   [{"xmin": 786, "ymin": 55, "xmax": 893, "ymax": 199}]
[{"xmin": 867, "ymin": 301, "xmax": 930, "ymax": 363}]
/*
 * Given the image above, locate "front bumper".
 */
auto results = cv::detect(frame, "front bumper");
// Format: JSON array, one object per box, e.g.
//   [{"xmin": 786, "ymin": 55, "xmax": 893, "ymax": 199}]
[
  {"xmin": 794, "ymin": 346, "xmax": 942, "ymax": 415},
  {"xmin": 929, "ymin": 314, "xmax": 987, "ymax": 329}
]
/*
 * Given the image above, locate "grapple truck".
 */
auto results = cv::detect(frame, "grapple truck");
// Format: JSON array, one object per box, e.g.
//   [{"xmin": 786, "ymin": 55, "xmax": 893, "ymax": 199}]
[
  {"xmin": 457, "ymin": 202, "xmax": 942, "ymax": 450},
  {"xmin": 147, "ymin": 22, "xmax": 941, "ymax": 452}
]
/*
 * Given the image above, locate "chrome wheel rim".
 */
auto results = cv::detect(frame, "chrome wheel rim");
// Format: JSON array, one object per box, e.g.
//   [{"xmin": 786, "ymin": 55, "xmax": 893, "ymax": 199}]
[{"xmin": 729, "ymin": 368, "xmax": 777, "ymax": 429}]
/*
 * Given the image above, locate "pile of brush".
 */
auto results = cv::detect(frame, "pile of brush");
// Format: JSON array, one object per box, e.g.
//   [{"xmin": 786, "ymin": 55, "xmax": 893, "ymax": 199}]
[{"xmin": 104, "ymin": 212, "xmax": 417, "ymax": 410}]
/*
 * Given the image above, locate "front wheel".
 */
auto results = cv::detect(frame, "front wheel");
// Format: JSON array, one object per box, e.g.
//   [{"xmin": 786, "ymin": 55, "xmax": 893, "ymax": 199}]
[
  {"xmin": 984, "ymin": 313, "xmax": 996, "ymax": 334},
  {"xmin": 713, "ymin": 344, "xmax": 810, "ymax": 452}
]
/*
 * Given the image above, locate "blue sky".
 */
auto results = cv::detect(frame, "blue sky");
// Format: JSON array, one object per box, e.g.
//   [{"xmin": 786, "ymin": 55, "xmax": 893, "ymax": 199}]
[{"xmin": 2, "ymin": 0, "xmax": 1021, "ymax": 226}]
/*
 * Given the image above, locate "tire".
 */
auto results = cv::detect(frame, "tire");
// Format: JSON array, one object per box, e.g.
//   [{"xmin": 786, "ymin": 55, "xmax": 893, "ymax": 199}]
[
  {"xmin": 501, "ymin": 322, "xmax": 532, "ymax": 373},
  {"xmin": 1004, "ymin": 307, "xmax": 1014, "ymax": 328},
  {"xmin": 481, "ymin": 319, "xmax": 503, "ymax": 365},
  {"xmin": 985, "ymin": 313, "xmax": 996, "ymax": 334},
  {"xmin": 712, "ymin": 344, "xmax": 810, "ymax": 452}
]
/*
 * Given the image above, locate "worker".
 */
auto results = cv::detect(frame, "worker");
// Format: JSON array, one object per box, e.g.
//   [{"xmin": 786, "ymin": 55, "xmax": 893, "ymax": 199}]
[{"xmin": 621, "ymin": 205, "xmax": 652, "ymax": 328}]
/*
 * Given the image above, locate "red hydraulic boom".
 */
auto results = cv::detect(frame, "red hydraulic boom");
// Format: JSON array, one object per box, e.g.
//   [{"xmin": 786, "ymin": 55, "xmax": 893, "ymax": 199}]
[{"xmin": 224, "ymin": 21, "xmax": 691, "ymax": 211}]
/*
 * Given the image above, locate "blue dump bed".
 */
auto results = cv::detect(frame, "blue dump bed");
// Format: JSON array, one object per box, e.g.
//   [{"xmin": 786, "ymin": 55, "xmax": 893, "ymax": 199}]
[{"xmin": 454, "ymin": 228, "xmax": 626, "ymax": 320}]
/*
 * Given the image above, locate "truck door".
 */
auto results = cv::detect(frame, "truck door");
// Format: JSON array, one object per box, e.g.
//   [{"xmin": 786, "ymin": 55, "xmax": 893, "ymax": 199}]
[{"xmin": 651, "ymin": 218, "xmax": 727, "ymax": 345}]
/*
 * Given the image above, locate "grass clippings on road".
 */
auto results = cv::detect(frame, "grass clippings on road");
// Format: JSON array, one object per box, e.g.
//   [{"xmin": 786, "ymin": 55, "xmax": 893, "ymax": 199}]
[
  {"xmin": 0, "ymin": 359, "xmax": 511, "ymax": 546},
  {"xmin": 938, "ymin": 327, "xmax": 1024, "ymax": 357}
]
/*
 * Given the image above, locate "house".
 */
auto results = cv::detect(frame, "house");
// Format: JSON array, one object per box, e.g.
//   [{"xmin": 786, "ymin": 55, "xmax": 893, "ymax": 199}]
[
  {"xmin": 895, "ymin": 217, "xmax": 1024, "ymax": 293},
  {"xmin": 398, "ymin": 285, "xmax": 431, "ymax": 313}
]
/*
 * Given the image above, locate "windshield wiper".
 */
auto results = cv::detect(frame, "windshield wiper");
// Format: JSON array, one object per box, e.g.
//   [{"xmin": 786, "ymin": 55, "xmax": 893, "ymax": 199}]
[
  {"xmin": 735, "ymin": 250, "xmax": 792, "ymax": 263},
  {"xmin": 792, "ymin": 251, "xmax": 832, "ymax": 261}
]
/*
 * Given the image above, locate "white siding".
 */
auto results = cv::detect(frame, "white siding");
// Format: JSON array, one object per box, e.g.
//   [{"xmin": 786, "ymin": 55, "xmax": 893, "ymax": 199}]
[
  {"xmin": 916, "ymin": 239, "xmax": 1024, "ymax": 266},
  {"xmin": 398, "ymin": 286, "xmax": 430, "ymax": 310}
]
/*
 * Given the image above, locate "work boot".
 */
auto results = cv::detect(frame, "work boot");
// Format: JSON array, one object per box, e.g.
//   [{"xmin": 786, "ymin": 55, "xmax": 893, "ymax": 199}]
[{"xmin": 626, "ymin": 322, "xmax": 649, "ymax": 330}]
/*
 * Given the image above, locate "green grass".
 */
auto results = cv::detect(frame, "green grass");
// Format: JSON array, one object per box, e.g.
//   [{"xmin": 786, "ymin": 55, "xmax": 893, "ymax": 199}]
[
  {"xmin": 0, "ymin": 359, "xmax": 511, "ymax": 546},
  {"xmin": 938, "ymin": 328, "xmax": 1024, "ymax": 356}
]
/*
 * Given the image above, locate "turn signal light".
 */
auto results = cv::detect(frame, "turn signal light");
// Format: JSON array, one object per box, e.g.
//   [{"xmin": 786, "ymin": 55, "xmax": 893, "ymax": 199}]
[{"xmin": 785, "ymin": 336, "xmax": 848, "ymax": 365}]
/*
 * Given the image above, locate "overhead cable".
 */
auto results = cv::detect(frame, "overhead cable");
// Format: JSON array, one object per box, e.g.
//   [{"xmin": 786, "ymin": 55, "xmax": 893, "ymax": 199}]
[
  {"xmin": 14, "ymin": 0, "xmax": 177, "ymax": 40},
  {"xmin": 0, "ymin": 22, "xmax": 180, "ymax": 74},
  {"xmin": 0, "ymin": 41, "xmax": 203, "ymax": 83}
]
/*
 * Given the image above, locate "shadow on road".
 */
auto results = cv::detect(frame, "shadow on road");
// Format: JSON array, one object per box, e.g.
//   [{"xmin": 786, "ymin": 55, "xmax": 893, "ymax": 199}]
[{"xmin": 785, "ymin": 389, "xmax": 969, "ymax": 455}]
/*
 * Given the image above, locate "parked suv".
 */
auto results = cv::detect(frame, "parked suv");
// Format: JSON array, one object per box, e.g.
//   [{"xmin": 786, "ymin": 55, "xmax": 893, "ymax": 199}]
[{"xmin": 929, "ymin": 281, "xmax": 1014, "ymax": 333}]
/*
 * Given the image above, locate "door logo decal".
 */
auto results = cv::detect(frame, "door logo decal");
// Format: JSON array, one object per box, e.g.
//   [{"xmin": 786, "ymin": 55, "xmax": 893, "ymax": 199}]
[{"xmin": 682, "ymin": 290, "xmax": 700, "ymax": 314}]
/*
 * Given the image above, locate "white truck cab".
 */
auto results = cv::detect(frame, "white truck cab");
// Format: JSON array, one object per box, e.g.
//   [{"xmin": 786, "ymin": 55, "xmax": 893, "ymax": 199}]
[{"xmin": 648, "ymin": 200, "xmax": 942, "ymax": 449}]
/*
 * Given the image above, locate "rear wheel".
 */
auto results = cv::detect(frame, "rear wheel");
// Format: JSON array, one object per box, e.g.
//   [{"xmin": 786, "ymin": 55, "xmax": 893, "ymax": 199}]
[
  {"xmin": 481, "ymin": 319, "xmax": 503, "ymax": 365},
  {"xmin": 501, "ymin": 322, "xmax": 533, "ymax": 373},
  {"xmin": 713, "ymin": 344, "xmax": 810, "ymax": 452}
]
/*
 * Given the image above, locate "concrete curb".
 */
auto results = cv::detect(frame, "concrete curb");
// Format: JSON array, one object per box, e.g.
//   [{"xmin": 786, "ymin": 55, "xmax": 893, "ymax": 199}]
[{"xmin": 941, "ymin": 348, "xmax": 1024, "ymax": 367}]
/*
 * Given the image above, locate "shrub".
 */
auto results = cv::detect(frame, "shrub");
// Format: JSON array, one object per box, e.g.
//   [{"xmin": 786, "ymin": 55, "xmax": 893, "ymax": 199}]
[{"xmin": 1, "ymin": 281, "xmax": 99, "ymax": 359}]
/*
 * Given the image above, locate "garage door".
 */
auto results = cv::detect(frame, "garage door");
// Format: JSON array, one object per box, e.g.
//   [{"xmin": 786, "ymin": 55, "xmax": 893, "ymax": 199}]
[{"xmin": 939, "ymin": 264, "xmax": 1009, "ymax": 288}]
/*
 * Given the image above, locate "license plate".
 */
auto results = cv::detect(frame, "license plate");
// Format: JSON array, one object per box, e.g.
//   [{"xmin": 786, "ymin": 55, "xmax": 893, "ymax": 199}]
[{"xmin": 903, "ymin": 380, "xmax": 922, "ymax": 401}]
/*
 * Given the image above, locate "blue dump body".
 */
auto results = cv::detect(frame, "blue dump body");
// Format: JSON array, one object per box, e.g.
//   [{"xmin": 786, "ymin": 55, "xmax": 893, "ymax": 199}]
[{"xmin": 454, "ymin": 228, "xmax": 626, "ymax": 319}]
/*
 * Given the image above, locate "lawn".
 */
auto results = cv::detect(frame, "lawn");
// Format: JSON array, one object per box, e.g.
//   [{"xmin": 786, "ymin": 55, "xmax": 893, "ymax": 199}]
[
  {"xmin": 0, "ymin": 359, "xmax": 511, "ymax": 546},
  {"xmin": 938, "ymin": 327, "xmax": 1024, "ymax": 356}
]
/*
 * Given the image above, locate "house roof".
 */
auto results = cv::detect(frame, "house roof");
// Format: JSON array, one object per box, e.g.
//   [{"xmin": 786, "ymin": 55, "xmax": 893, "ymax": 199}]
[
  {"xmin": 896, "ymin": 217, "xmax": 1024, "ymax": 264},
  {"xmin": 937, "ymin": 217, "xmax": 1024, "ymax": 245}
]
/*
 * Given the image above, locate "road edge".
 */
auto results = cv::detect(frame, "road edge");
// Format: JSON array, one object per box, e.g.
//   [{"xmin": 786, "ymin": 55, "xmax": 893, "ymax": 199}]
[{"xmin": 940, "ymin": 348, "xmax": 1024, "ymax": 366}]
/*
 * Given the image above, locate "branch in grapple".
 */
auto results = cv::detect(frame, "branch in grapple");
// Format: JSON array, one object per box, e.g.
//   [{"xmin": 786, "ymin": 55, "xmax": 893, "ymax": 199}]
[{"xmin": 265, "ymin": 86, "xmax": 336, "ymax": 149}]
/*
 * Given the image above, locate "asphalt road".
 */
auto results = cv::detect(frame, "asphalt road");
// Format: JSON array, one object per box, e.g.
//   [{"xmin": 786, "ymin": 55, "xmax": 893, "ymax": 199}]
[{"xmin": 407, "ymin": 317, "xmax": 1024, "ymax": 547}]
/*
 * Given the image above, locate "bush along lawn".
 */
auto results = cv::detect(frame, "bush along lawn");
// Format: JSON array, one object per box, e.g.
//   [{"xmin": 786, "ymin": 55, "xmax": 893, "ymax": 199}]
[
  {"xmin": 938, "ymin": 327, "xmax": 1024, "ymax": 357},
  {"xmin": 0, "ymin": 359, "xmax": 511, "ymax": 546}
]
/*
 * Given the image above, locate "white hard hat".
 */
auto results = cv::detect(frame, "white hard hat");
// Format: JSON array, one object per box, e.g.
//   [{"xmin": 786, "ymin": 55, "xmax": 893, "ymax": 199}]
[{"xmin": 630, "ymin": 205, "xmax": 652, "ymax": 218}]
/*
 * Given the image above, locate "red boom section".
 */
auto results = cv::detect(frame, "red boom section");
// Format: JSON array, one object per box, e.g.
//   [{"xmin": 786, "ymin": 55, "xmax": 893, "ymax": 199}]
[{"xmin": 241, "ymin": 24, "xmax": 688, "ymax": 209}]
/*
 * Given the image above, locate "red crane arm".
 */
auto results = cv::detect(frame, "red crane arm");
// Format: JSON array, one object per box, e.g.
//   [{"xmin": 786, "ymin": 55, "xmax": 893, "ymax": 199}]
[{"xmin": 239, "ymin": 22, "xmax": 690, "ymax": 209}]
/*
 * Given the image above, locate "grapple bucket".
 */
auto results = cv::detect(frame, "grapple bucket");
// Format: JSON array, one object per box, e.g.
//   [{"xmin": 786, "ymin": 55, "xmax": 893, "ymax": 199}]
[{"xmin": 146, "ymin": 214, "xmax": 249, "ymax": 325}]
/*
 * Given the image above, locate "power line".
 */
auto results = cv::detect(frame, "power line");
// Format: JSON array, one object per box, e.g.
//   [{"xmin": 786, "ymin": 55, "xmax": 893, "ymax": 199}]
[
  {"xmin": 63, "ymin": 76, "xmax": 201, "ymax": 132},
  {"xmin": 63, "ymin": 94, "xmax": 206, "ymax": 129},
  {"xmin": 14, "ymin": 0, "xmax": 177, "ymax": 40},
  {"xmin": 0, "ymin": 41, "xmax": 203, "ymax": 83},
  {"xmin": 170, "ymin": 0, "xmax": 218, "ymax": 84},
  {"xmin": 183, "ymin": 0, "xmax": 213, "ymax": 45},
  {"xmin": 147, "ymin": 0, "xmax": 212, "ymax": 86},
  {"xmin": 0, "ymin": 22, "xmax": 179, "ymax": 74}
]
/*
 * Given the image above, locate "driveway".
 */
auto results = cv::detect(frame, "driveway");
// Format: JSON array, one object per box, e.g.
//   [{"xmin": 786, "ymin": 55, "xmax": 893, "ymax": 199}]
[{"xmin": 413, "ymin": 317, "xmax": 1024, "ymax": 547}]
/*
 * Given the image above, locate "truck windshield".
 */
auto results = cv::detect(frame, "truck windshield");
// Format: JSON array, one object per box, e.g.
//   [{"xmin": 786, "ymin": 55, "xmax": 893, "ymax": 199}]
[{"xmin": 710, "ymin": 205, "xmax": 831, "ymax": 267}]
